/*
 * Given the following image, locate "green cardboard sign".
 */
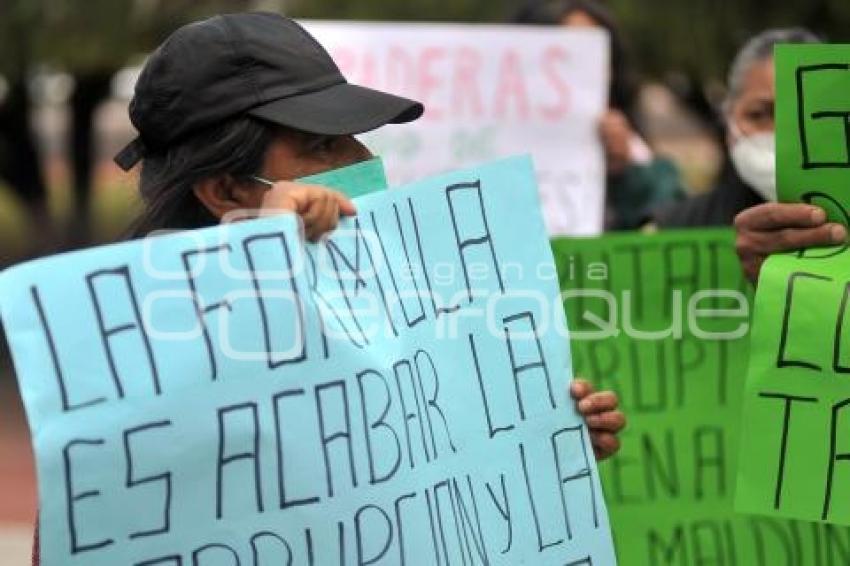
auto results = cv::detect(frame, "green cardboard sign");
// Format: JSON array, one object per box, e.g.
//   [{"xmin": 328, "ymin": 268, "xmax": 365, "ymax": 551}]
[
  {"xmin": 299, "ymin": 156, "xmax": 388, "ymax": 198},
  {"xmin": 554, "ymin": 230, "xmax": 850, "ymax": 563},
  {"xmin": 735, "ymin": 245, "xmax": 850, "ymax": 525},
  {"xmin": 735, "ymin": 44, "xmax": 850, "ymax": 526},
  {"xmin": 776, "ymin": 44, "xmax": 850, "ymax": 223}
]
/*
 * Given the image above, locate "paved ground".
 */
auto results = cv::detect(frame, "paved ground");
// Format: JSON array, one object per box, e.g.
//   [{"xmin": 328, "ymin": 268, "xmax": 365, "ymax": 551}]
[
  {"xmin": 0, "ymin": 524, "xmax": 32, "ymax": 565},
  {"xmin": 0, "ymin": 370, "xmax": 36, "ymax": 565}
]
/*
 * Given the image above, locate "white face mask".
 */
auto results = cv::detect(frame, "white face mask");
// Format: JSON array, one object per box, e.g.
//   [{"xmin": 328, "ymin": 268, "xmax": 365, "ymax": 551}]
[{"xmin": 730, "ymin": 129, "xmax": 776, "ymax": 202}]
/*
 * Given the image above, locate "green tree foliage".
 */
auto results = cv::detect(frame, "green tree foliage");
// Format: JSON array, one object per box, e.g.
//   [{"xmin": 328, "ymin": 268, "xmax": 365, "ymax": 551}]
[
  {"xmin": 289, "ymin": 0, "xmax": 514, "ymax": 22},
  {"xmin": 288, "ymin": 0, "xmax": 850, "ymax": 83},
  {"xmin": 0, "ymin": 0, "xmax": 279, "ymax": 252},
  {"xmin": 0, "ymin": 0, "xmax": 281, "ymax": 74},
  {"xmin": 604, "ymin": 0, "xmax": 850, "ymax": 81}
]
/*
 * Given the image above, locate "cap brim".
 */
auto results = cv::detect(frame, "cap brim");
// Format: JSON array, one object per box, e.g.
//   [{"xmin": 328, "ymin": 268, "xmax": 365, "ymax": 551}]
[{"xmin": 246, "ymin": 82, "xmax": 423, "ymax": 136}]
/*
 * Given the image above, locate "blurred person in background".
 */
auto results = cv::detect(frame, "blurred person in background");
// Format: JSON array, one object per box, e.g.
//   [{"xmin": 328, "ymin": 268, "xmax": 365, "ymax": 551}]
[
  {"xmin": 514, "ymin": 0, "xmax": 685, "ymax": 230},
  {"xmin": 652, "ymin": 27, "xmax": 821, "ymax": 228},
  {"xmin": 657, "ymin": 28, "xmax": 847, "ymax": 283}
]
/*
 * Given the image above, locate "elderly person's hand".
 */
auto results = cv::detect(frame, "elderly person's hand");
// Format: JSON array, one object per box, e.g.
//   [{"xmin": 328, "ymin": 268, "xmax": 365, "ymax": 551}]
[
  {"xmin": 571, "ymin": 379, "xmax": 626, "ymax": 461},
  {"xmin": 733, "ymin": 203, "xmax": 846, "ymax": 283}
]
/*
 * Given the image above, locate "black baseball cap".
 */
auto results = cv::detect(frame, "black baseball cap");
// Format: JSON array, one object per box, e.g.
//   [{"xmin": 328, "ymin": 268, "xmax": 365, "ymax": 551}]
[{"xmin": 115, "ymin": 12, "xmax": 423, "ymax": 171}]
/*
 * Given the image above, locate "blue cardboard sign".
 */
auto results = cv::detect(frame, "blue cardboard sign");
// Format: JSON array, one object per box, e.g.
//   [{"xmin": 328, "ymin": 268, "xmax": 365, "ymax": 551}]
[{"xmin": 1, "ymin": 156, "xmax": 615, "ymax": 565}]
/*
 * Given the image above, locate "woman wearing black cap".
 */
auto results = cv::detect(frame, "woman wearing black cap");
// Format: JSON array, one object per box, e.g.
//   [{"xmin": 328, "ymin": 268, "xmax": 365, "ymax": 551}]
[
  {"xmin": 113, "ymin": 10, "xmax": 624, "ymax": 459},
  {"xmin": 32, "ymin": 12, "xmax": 626, "ymax": 564},
  {"xmin": 114, "ymin": 11, "xmax": 426, "ymax": 240}
]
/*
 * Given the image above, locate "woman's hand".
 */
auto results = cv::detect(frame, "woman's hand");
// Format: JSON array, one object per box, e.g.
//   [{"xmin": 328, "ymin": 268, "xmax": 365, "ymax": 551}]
[
  {"xmin": 260, "ymin": 181, "xmax": 356, "ymax": 241},
  {"xmin": 571, "ymin": 379, "xmax": 625, "ymax": 461},
  {"xmin": 733, "ymin": 203, "xmax": 845, "ymax": 283},
  {"xmin": 599, "ymin": 109, "xmax": 635, "ymax": 175}
]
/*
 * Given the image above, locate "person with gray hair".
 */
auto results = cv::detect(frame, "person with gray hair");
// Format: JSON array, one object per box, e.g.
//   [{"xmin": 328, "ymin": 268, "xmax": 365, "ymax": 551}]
[
  {"xmin": 730, "ymin": 29, "xmax": 850, "ymax": 283},
  {"xmin": 652, "ymin": 27, "xmax": 820, "ymax": 227}
]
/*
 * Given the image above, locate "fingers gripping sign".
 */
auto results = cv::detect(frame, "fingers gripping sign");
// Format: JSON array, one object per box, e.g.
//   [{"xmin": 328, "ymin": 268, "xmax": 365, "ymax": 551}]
[
  {"xmin": 571, "ymin": 379, "xmax": 626, "ymax": 461},
  {"xmin": 251, "ymin": 180, "xmax": 357, "ymax": 242},
  {"xmin": 733, "ymin": 203, "xmax": 846, "ymax": 283}
]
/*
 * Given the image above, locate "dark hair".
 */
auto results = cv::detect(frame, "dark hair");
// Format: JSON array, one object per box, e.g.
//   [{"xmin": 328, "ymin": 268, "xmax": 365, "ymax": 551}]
[
  {"xmin": 127, "ymin": 116, "xmax": 276, "ymax": 238},
  {"xmin": 512, "ymin": 0, "xmax": 638, "ymax": 116}
]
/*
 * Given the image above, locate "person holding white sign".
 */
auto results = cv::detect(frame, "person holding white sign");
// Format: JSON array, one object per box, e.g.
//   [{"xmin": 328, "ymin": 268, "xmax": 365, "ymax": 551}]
[{"xmin": 515, "ymin": 0, "xmax": 686, "ymax": 229}]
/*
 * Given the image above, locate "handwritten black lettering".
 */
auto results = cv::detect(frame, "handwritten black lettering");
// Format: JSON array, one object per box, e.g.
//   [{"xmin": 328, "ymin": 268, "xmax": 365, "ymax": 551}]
[
  {"xmin": 135, "ymin": 557, "xmax": 182, "ymax": 566},
  {"xmin": 182, "ymin": 245, "xmax": 233, "ymax": 381},
  {"xmin": 393, "ymin": 492, "xmax": 417, "ymax": 566},
  {"xmin": 552, "ymin": 426, "xmax": 600, "ymax": 539},
  {"xmin": 414, "ymin": 350, "xmax": 457, "ymax": 457},
  {"xmin": 758, "ymin": 392, "xmax": 818, "ymax": 509},
  {"xmin": 452, "ymin": 476, "xmax": 488, "ymax": 565},
  {"xmin": 243, "ymin": 232, "xmax": 307, "ymax": 369},
  {"xmin": 519, "ymin": 442, "xmax": 563, "ymax": 552},
  {"xmin": 662, "ymin": 241, "xmax": 700, "ymax": 319},
  {"xmin": 31, "ymin": 285, "xmax": 105, "ymax": 411},
  {"xmin": 315, "ymin": 380, "xmax": 358, "ymax": 498},
  {"xmin": 503, "ymin": 312, "xmax": 556, "ymax": 420},
  {"xmin": 326, "ymin": 218, "xmax": 396, "ymax": 343},
  {"xmin": 613, "ymin": 243, "xmax": 655, "ymax": 322},
  {"xmin": 272, "ymin": 389, "xmax": 320, "ymax": 510},
  {"xmin": 354, "ymin": 504, "xmax": 393, "ymax": 566},
  {"xmin": 469, "ymin": 333, "xmax": 514, "ymax": 438},
  {"xmin": 356, "ymin": 369, "xmax": 402, "ymax": 484},
  {"xmin": 124, "ymin": 420, "xmax": 172, "ymax": 539},
  {"xmin": 834, "ymin": 282, "xmax": 850, "ymax": 373},
  {"xmin": 63, "ymin": 438, "xmax": 113, "ymax": 554},
  {"xmin": 392, "ymin": 360, "xmax": 431, "ymax": 467},
  {"xmin": 823, "ymin": 398, "xmax": 850, "ymax": 520},
  {"xmin": 250, "ymin": 531, "xmax": 293, "ymax": 566},
  {"xmin": 192, "ymin": 543, "xmax": 240, "ymax": 565},
  {"xmin": 693, "ymin": 426, "xmax": 725, "ymax": 500},
  {"xmin": 796, "ymin": 64, "xmax": 850, "ymax": 169},
  {"xmin": 485, "ymin": 474, "xmax": 512, "ymax": 554},
  {"xmin": 776, "ymin": 272, "xmax": 832, "ymax": 370},
  {"xmin": 87, "ymin": 266, "xmax": 160, "ymax": 396},
  {"xmin": 799, "ymin": 192, "xmax": 850, "ymax": 258},
  {"xmin": 216, "ymin": 403, "xmax": 264, "ymax": 519},
  {"xmin": 648, "ymin": 525, "xmax": 687, "ymax": 565},
  {"xmin": 446, "ymin": 180, "xmax": 505, "ymax": 304},
  {"xmin": 642, "ymin": 430, "xmax": 679, "ymax": 499}
]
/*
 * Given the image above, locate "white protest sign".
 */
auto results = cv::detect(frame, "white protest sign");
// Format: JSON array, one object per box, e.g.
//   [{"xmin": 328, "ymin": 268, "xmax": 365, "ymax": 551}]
[{"xmin": 303, "ymin": 22, "xmax": 610, "ymax": 236}]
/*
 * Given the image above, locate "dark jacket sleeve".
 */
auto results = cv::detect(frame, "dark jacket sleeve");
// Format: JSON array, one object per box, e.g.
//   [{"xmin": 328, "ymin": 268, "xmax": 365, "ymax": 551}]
[
  {"xmin": 32, "ymin": 522, "xmax": 39, "ymax": 566},
  {"xmin": 607, "ymin": 157, "xmax": 686, "ymax": 230},
  {"xmin": 651, "ymin": 166, "xmax": 764, "ymax": 229}
]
